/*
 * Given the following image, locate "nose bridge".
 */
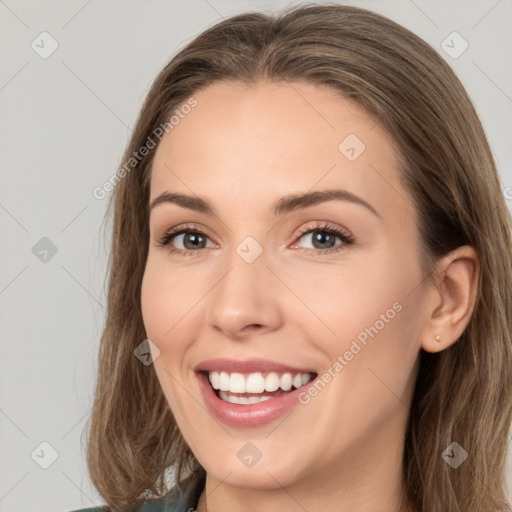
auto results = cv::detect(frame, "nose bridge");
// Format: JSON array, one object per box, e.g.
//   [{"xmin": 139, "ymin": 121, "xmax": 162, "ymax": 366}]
[{"xmin": 206, "ymin": 238, "xmax": 283, "ymax": 337}]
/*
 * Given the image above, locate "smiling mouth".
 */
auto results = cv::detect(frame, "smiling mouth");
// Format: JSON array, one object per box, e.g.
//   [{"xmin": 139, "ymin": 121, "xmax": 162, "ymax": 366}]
[{"xmin": 202, "ymin": 370, "xmax": 317, "ymax": 405}]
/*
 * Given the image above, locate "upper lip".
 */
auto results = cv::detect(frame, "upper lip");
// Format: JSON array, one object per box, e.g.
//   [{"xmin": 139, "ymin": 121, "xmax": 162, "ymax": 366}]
[{"xmin": 195, "ymin": 358, "xmax": 317, "ymax": 374}]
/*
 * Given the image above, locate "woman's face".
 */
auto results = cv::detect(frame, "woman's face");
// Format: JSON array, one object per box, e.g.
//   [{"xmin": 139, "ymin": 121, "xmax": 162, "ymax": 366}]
[{"xmin": 141, "ymin": 80, "xmax": 426, "ymax": 490}]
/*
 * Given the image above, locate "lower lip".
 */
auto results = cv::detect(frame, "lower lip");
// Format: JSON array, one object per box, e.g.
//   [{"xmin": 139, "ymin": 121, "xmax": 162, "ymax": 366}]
[{"xmin": 196, "ymin": 372, "xmax": 313, "ymax": 428}]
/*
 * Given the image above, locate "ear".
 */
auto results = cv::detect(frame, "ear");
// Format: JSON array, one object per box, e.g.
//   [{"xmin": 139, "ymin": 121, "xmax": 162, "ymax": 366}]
[{"xmin": 420, "ymin": 245, "xmax": 480, "ymax": 353}]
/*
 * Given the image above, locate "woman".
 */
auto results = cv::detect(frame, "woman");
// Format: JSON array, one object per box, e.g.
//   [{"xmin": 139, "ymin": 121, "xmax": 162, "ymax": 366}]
[{"xmin": 72, "ymin": 4, "xmax": 512, "ymax": 512}]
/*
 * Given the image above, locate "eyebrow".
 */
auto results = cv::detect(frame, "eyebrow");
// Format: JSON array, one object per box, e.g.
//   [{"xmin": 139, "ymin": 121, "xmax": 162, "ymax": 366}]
[{"xmin": 149, "ymin": 188, "xmax": 380, "ymax": 218}]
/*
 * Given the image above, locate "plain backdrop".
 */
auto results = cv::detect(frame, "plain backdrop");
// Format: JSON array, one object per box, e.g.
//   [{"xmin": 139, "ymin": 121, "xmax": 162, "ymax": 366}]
[{"xmin": 1, "ymin": 1, "xmax": 511, "ymax": 510}]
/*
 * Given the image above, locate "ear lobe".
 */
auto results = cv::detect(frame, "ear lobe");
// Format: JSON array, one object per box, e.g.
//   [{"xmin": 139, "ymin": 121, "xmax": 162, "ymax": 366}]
[{"xmin": 420, "ymin": 245, "xmax": 480, "ymax": 354}]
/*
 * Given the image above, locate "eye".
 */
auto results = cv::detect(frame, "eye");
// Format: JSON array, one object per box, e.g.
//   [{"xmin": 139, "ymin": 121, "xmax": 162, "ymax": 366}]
[
  {"xmin": 291, "ymin": 222, "xmax": 355, "ymax": 255},
  {"xmin": 155, "ymin": 221, "xmax": 355, "ymax": 257},
  {"xmin": 155, "ymin": 223, "xmax": 215, "ymax": 256}
]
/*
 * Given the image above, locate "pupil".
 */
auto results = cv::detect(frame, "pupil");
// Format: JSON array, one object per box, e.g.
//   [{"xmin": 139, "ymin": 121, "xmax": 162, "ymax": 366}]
[
  {"xmin": 184, "ymin": 233, "xmax": 205, "ymax": 250},
  {"xmin": 313, "ymin": 231, "xmax": 335, "ymax": 249}
]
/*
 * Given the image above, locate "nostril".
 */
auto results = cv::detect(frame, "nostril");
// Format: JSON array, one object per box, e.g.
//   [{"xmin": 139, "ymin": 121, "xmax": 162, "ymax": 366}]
[{"xmin": 242, "ymin": 324, "xmax": 263, "ymax": 331}]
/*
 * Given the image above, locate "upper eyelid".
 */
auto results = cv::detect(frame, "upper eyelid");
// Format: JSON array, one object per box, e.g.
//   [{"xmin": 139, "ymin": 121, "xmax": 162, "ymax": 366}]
[
  {"xmin": 159, "ymin": 221, "xmax": 348, "ymax": 236},
  {"xmin": 157, "ymin": 221, "xmax": 353, "ymax": 247},
  {"xmin": 163, "ymin": 223, "xmax": 215, "ymax": 241}
]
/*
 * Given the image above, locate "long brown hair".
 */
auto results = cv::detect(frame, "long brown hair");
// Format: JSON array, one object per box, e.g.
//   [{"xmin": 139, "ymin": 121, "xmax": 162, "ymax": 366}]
[{"xmin": 85, "ymin": 4, "xmax": 512, "ymax": 511}]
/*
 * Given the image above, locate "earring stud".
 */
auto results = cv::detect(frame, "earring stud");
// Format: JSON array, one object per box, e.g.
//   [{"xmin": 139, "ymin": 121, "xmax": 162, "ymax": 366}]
[{"xmin": 435, "ymin": 335, "xmax": 441, "ymax": 342}]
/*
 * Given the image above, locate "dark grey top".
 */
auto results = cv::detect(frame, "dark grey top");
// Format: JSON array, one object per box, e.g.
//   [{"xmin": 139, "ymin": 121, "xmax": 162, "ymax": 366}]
[{"xmin": 69, "ymin": 472, "xmax": 205, "ymax": 512}]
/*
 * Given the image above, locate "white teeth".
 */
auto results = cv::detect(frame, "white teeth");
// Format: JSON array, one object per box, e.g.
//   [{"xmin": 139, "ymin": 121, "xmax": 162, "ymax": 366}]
[
  {"xmin": 230, "ymin": 373, "xmax": 245, "ymax": 393},
  {"xmin": 209, "ymin": 371, "xmax": 220, "ymax": 390},
  {"xmin": 248, "ymin": 395, "xmax": 268, "ymax": 404},
  {"xmin": 265, "ymin": 372, "xmax": 280, "ymax": 392},
  {"xmin": 208, "ymin": 370, "xmax": 314, "ymax": 395},
  {"xmin": 280, "ymin": 373, "xmax": 293, "ymax": 391},
  {"xmin": 246, "ymin": 373, "xmax": 265, "ymax": 393},
  {"xmin": 218, "ymin": 391, "xmax": 273, "ymax": 404},
  {"xmin": 219, "ymin": 371, "xmax": 230, "ymax": 391}
]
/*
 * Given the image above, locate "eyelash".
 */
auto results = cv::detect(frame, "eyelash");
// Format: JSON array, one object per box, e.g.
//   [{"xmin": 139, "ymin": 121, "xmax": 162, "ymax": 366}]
[{"xmin": 155, "ymin": 222, "xmax": 355, "ymax": 257}]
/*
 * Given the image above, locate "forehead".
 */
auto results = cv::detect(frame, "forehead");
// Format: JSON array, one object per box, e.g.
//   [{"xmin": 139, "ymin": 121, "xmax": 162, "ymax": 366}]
[{"xmin": 149, "ymin": 80, "xmax": 413, "ymax": 224}]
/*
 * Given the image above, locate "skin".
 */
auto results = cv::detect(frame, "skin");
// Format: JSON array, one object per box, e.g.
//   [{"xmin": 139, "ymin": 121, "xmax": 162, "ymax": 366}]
[{"xmin": 141, "ymin": 80, "xmax": 479, "ymax": 512}]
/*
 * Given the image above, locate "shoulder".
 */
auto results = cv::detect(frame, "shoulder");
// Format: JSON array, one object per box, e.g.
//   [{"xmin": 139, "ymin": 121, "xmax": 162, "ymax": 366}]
[
  {"xmin": 69, "ymin": 493, "xmax": 182, "ymax": 512},
  {"xmin": 69, "ymin": 471, "xmax": 205, "ymax": 512},
  {"xmin": 69, "ymin": 508, "xmax": 106, "ymax": 512},
  {"xmin": 69, "ymin": 493, "xmax": 183, "ymax": 512},
  {"xmin": 68, "ymin": 508, "xmax": 107, "ymax": 512}
]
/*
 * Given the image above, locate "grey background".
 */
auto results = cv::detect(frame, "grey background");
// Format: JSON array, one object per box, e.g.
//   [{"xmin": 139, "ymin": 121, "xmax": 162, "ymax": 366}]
[{"xmin": 1, "ymin": 0, "xmax": 511, "ymax": 510}]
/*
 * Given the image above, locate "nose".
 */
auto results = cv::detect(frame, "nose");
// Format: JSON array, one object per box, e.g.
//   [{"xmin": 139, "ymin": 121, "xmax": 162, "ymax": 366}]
[{"xmin": 205, "ymin": 249, "xmax": 283, "ymax": 340}]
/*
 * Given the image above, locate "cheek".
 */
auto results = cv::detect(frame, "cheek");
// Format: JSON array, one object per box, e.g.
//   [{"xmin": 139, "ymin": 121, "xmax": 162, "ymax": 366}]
[
  {"xmin": 140, "ymin": 257, "xmax": 205, "ymax": 341},
  {"xmin": 295, "ymin": 257, "xmax": 409, "ymax": 345},
  {"xmin": 141, "ymin": 270, "xmax": 170, "ymax": 343},
  {"xmin": 303, "ymin": 248, "xmax": 421, "ymax": 396},
  {"xmin": 140, "ymin": 262, "xmax": 200, "ymax": 420}
]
